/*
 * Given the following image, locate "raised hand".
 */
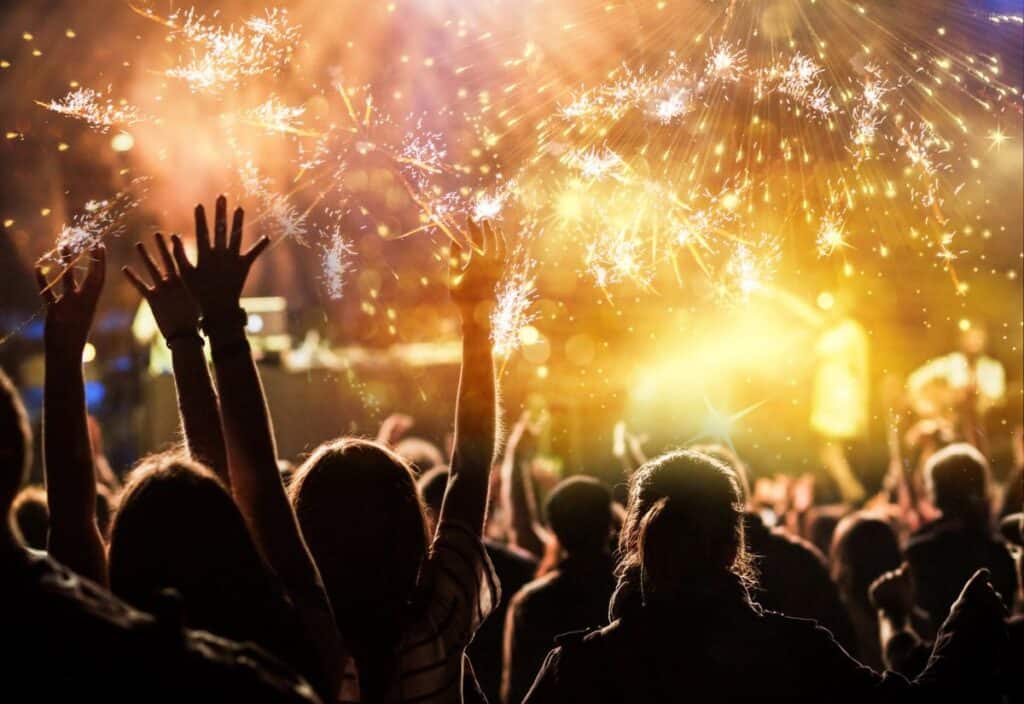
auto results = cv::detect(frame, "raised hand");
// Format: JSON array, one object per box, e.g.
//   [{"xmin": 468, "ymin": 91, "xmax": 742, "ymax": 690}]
[
  {"xmin": 440, "ymin": 218, "xmax": 504, "ymax": 535},
  {"xmin": 377, "ymin": 413, "xmax": 416, "ymax": 447},
  {"xmin": 123, "ymin": 234, "xmax": 199, "ymax": 343},
  {"xmin": 869, "ymin": 562, "xmax": 915, "ymax": 618},
  {"xmin": 449, "ymin": 218, "xmax": 506, "ymax": 317},
  {"xmin": 183, "ymin": 194, "xmax": 343, "ymax": 691},
  {"xmin": 170, "ymin": 195, "xmax": 269, "ymax": 320},
  {"xmin": 125, "ymin": 232, "xmax": 230, "ymax": 483},
  {"xmin": 35, "ymin": 246, "xmax": 106, "ymax": 357},
  {"xmin": 947, "ymin": 568, "xmax": 1007, "ymax": 624},
  {"xmin": 36, "ymin": 245, "xmax": 108, "ymax": 585},
  {"xmin": 508, "ymin": 410, "xmax": 542, "ymax": 458}
]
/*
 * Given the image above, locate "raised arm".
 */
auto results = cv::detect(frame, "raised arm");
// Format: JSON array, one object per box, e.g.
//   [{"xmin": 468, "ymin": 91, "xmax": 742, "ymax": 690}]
[
  {"xmin": 376, "ymin": 412, "xmax": 415, "ymax": 448},
  {"xmin": 502, "ymin": 412, "xmax": 549, "ymax": 557},
  {"xmin": 123, "ymin": 234, "xmax": 228, "ymax": 484},
  {"xmin": 869, "ymin": 563, "xmax": 930, "ymax": 675},
  {"xmin": 612, "ymin": 420, "xmax": 648, "ymax": 476},
  {"xmin": 437, "ymin": 218, "xmax": 504, "ymax": 535},
  {"xmin": 36, "ymin": 246, "xmax": 107, "ymax": 584},
  {"xmin": 172, "ymin": 196, "xmax": 341, "ymax": 694}
]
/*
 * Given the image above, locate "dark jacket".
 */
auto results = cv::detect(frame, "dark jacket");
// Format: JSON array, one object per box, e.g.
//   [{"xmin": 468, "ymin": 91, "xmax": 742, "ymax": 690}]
[
  {"xmin": 905, "ymin": 517, "xmax": 1018, "ymax": 634},
  {"xmin": 466, "ymin": 539, "xmax": 538, "ymax": 703},
  {"xmin": 503, "ymin": 553, "xmax": 616, "ymax": 704},
  {"xmin": 743, "ymin": 512, "xmax": 856, "ymax": 650},
  {"xmin": 2, "ymin": 547, "xmax": 321, "ymax": 703},
  {"xmin": 523, "ymin": 580, "xmax": 1004, "ymax": 703}
]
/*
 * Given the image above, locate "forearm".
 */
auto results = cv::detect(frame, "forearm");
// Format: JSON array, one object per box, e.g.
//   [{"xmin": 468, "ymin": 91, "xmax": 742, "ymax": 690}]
[
  {"xmin": 507, "ymin": 455, "xmax": 546, "ymax": 558},
  {"xmin": 43, "ymin": 348, "xmax": 107, "ymax": 584},
  {"xmin": 207, "ymin": 329, "xmax": 328, "ymax": 601},
  {"xmin": 878, "ymin": 610, "xmax": 926, "ymax": 675},
  {"xmin": 444, "ymin": 319, "xmax": 497, "ymax": 533},
  {"xmin": 209, "ymin": 331, "xmax": 343, "ymax": 694},
  {"xmin": 169, "ymin": 338, "xmax": 229, "ymax": 485},
  {"xmin": 207, "ymin": 332, "xmax": 294, "ymax": 563}
]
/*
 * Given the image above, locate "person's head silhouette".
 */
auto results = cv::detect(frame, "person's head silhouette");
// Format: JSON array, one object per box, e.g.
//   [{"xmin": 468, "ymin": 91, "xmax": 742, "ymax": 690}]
[
  {"xmin": 546, "ymin": 476, "xmax": 613, "ymax": 558},
  {"xmin": 617, "ymin": 449, "xmax": 754, "ymax": 608}
]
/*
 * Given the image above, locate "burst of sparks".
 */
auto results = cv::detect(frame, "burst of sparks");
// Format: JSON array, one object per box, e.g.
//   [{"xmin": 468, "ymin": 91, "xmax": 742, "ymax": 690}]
[
  {"xmin": 36, "ymin": 88, "xmax": 141, "ymax": 132},
  {"xmin": 720, "ymin": 236, "xmax": 779, "ymax": 300},
  {"xmin": 399, "ymin": 126, "xmax": 448, "ymax": 175},
  {"xmin": 239, "ymin": 159, "xmax": 310, "ymax": 243},
  {"xmin": 318, "ymin": 226, "xmax": 355, "ymax": 299},
  {"xmin": 565, "ymin": 145, "xmax": 627, "ymax": 181},
  {"xmin": 241, "ymin": 96, "xmax": 311, "ymax": 136},
  {"xmin": 584, "ymin": 230, "xmax": 651, "ymax": 289},
  {"xmin": 653, "ymin": 88, "xmax": 692, "ymax": 124},
  {"xmin": 899, "ymin": 123, "xmax": 949, "ymax": 205},
  {"xmin": 166, "ymin": 8, "xmax": 299, "ymax": 93},
  {"xmin": 472, "ymin": 180, "xmax": 517, "ymax": 221},
  {"xmin": 41, "ymin": 183, "xmax": 147, "ymax": 264},
  {"xmin": 705, "ymin": 42, "xmax": 747, "ymax": 82},
  {"xmin": 772, "ymin": 53, "xmax": 835, "ymax": 116},
  {"xmin": 816, "ymin": 211, "xmax": 850, "ymax": 257},
  {"xmin": 559, "ymin": 91, "xmax": 597, "ymax": 120},
  {"xmin": 673, "ymin": 208, "xmax": 718, "ymax": 251},
  {"xmin": 491, "ymin": 250, "xmax": 538, "ymax": 354},
  {"xmin": 11, "ymin": 0, "xmax": 1021, "ymax": 355}
]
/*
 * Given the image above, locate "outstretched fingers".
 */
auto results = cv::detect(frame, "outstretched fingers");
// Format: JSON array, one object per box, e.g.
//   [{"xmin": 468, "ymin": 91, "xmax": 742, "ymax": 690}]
[
  {"xmin": 170, "ymin": 234, "xmax": 195, "ymax": 276},
  {"xmin": 58, "ymin": 248, "xmax": 78, "ymax": 295},
  {"xmin": 81, "ymin": 246, "xmax": 106, "ymax": 297},
  {"xmin": 229, "ymin": 207, "xmax": 244, "ymax": 253},
  {"xmin": 194, "ymin": 204, "xmax": 211, "ymax": 258},
  {"xmin": 136, "ymin": 241, "xmax": 162, "ymax": 283},
  {"xmin": 214, "ymin": 195, "xmax": 228, "ymax": 249},
  {"xmin": 122, "ymin": 266, "xmax": 151, "ymax": 296},
  {"xmin": 242, "ymin": 235, "xmax": 271, "ymax": 269},
  {"xmin": 155, "ymin": 233, "xmax": 177, "ymax": 277}
]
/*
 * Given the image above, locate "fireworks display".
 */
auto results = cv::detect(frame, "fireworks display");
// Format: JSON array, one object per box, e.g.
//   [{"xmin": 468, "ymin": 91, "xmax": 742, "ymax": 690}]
[
  {"xmin": 35, "ymin": 87, "xmax": 142, "ymax": 132},
  {"xmin": 2, "ymin": 0, "xmax": 1022, "ymax": 375}
]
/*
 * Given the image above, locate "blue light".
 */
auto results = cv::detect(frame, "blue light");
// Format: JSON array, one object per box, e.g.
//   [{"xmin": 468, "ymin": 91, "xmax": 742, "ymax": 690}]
[{"xmin": 85, "ymin": 381, "xmax": 106, "ymax": 410}]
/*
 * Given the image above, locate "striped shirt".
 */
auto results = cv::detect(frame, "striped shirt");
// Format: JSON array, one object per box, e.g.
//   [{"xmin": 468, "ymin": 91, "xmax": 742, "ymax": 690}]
[{"xmin": 338, "ymin": 519, "xmax": 499, "ymax": 703}]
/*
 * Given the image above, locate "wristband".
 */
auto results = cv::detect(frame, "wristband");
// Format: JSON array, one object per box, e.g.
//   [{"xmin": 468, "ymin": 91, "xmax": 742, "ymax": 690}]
[
  {"xmin": 165, "ymin": 329, "xmax": 204, "ymax": 350},
  {"xmin": 199, "ymin": 307, "xmax": 248, "ymax": 337}
]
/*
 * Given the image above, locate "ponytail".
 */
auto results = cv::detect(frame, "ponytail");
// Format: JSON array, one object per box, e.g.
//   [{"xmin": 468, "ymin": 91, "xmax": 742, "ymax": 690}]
[{"xmin": 639, "ymin": 497, "xmax": 687, "ymax": 602}]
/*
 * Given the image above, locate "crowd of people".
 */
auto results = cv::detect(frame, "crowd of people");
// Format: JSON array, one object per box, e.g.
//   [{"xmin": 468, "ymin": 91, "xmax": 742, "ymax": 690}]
[{"xmin": 1, "ymin": 196, "xmax": 1021, "ymax": 702}]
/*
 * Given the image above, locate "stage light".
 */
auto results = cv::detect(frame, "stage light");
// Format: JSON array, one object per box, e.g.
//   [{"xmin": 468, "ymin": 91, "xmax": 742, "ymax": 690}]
[
  {"xmin": 110, "ymin": 132, "xmax": 134, "ymax": 152},
  {"xmin": 958, "ymin": 318, "xmax": 971, "ymax": 331},
  {"xmin": 82, "ymin": 342, "xmax": 96, "ymax": 363},
  {"xmin": 816, "ymin": 292, "xmax": 835, "ymax": 310}
]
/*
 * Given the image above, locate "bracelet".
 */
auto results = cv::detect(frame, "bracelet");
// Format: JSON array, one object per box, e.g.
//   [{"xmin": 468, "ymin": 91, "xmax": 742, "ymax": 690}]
[
  {"xmin": 199, "ymin": 307, "xmax": 248, "ymax": 337},
  {"xmin": 165, "ymin": 330, "xmax": 204, "ymax": 350}
]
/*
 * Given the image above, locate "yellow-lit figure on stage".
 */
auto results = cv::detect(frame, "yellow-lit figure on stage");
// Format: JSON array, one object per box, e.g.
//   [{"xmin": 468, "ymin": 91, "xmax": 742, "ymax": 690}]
[
  {"xmin": 812, "ymin": 309, "xmax": 870, "ymax": 503},
  {"xmin": 763, "ymin": 288, "xmax": 871, "ymax": 502},
  {"xmin": 812, "ymin": 317, "xmax": 870, "ymax": 440}
]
